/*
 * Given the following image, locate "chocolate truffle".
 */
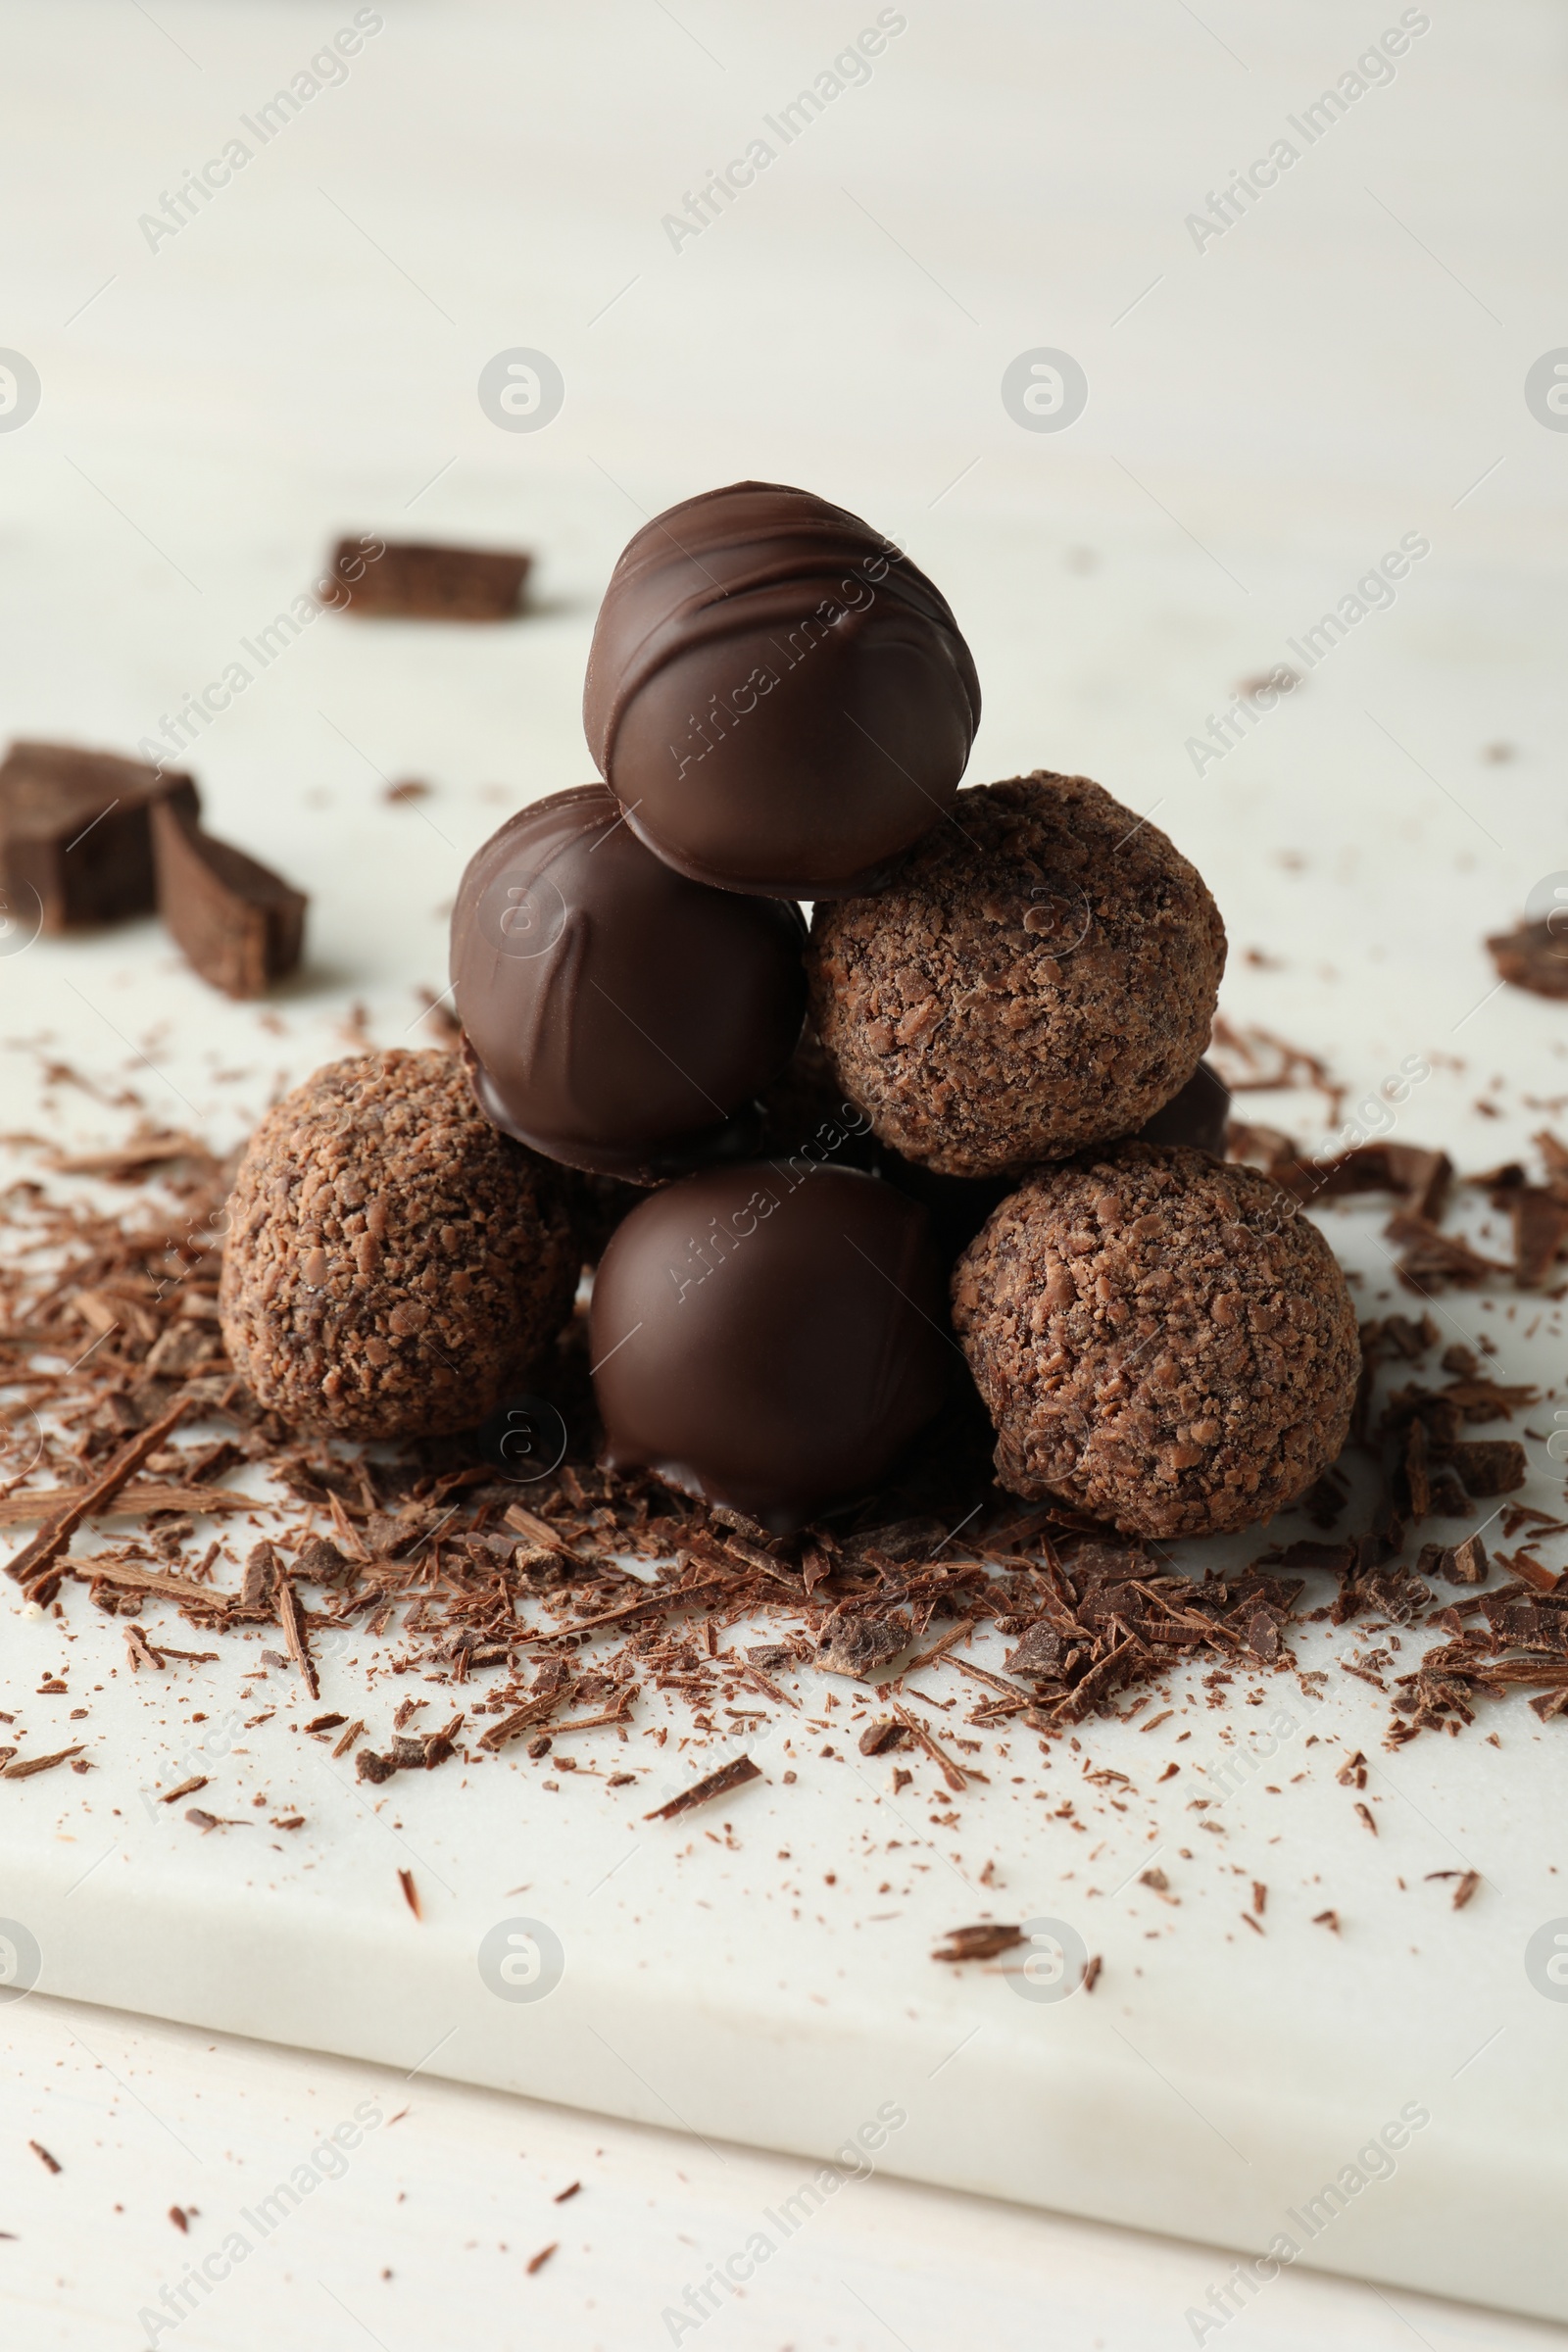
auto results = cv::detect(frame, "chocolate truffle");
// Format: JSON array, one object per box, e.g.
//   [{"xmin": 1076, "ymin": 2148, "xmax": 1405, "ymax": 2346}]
[
  {"xmin": 220, "ymin": 1051, "xmax": 576, "ymax": 1441},
  {"xmin": 1133, "ymin": 1057, "xmax": 1230, "ymax": 1156},
  {"xmin": 451, "ymin": 784, "xmax": 807, "ymax": 1183},
  {"xmin": 590, "ymin": 1162, "xmax": 951, "ymax": 1531},
  {"xmin": 952, "ymin": 1144, "xmax": 1358, "ymax": 1541},
  {"xmin": 583, "ymin": 481, "xmax": 980, "ymax": 898},
  {"xmin": 809, "ymin": 771, "xmax": 1227, "ymax": 1179}
]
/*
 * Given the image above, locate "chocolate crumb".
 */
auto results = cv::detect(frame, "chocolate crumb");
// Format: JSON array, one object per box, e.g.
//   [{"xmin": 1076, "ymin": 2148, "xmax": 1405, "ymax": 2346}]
[
  {"xmin": 525, "ymin": 2241, "xmax": 558, "ymax": 2277},
  {"xmin": 28, "ymin": 2141, "xmax": 61, "ymax": 2174},
  {"xmin": 398, "ymin": 1868, "xmax": 421, "ymax": 1919}
]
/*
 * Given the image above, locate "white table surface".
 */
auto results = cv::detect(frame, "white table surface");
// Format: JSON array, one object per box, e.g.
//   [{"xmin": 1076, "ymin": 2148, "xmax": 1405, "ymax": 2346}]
[{"xmin": 2, "ymin": 2, "xmax": 1566, "ymax": 2345}]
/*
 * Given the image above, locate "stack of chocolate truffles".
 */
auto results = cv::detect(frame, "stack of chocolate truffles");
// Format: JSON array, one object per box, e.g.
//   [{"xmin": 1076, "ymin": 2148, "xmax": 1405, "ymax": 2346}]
[{"xmin": 450, "ymin": 481, "xmax": 1358, "ymax": 1541}]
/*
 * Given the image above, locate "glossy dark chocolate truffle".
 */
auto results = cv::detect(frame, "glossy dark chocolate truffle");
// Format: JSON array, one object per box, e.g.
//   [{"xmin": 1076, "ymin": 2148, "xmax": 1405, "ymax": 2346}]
[
  {"xmin": 583, "ymin": 481, "xmax": 980, "ymax": 899},
  {"xmin": 590, "ymin": 1162, "xmax": 951, "ymax": 1531},
  {"xmin": 451, "ymin": 785, "xmax": 806, "ymax": 1184},
  {"xmin": 1133, "ymin": 1058, "xmax": 1230, "ymax": 1156}
]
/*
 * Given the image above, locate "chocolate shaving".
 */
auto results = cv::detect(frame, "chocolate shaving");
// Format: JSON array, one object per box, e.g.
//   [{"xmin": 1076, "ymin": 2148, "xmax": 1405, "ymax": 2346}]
[
  {"xmin": 644, "ymin": 1755, "xmax": 762, "ymax": 1820},
  {"xmin": 931, "ymin": 1922, "xmax": 1022, "ymax": 1963},
  {"xmin": 889, "ymin": 1699, "xmax": 968, "ymax": 1792},
  {"xmin": 2, "ymin": 1743, "xmax": 85, "ymax": 1780},
  {"xmin": 4, "ymin": 1395, "xmax": 188, "ymax": 1592},
  {"xmin": 1385, "ymin": 1212, "xmax": 1510, "ymax": 1293},
  {"xmin": 159, "ymin": 1775, "xmax": 209, "ymax": 1803},
  {"xmin": 275, "ymin": 1571, "xmax": 320, "ymax": 1700},
  {"xmin": 1510, "ymin": 1188, "xmax": 1568, "ymax": 1287}
]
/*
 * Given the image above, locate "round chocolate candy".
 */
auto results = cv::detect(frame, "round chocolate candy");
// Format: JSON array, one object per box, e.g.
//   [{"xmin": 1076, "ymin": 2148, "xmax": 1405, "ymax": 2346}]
[
  {"xmin": 808, "ymin": 771, "xmax": 1227, "ymax": 1179},
  {"xmin": 590, "ymin": 1162, "xmax": 951, "ymax": 1531},
  {"xmin": 451, "ymin": 785, "xmax": 806, "ymax": 1184},
  {"xmin": 582, "ymin": 481, "xmax": 980, "ymax": 899},
  {"xmin": 953, "ymin": 1143, "xmax": 1359, "ymax": 1541}
]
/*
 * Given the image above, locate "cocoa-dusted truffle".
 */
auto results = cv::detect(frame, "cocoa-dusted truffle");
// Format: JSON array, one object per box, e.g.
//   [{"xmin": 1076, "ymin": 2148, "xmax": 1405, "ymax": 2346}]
[
  {"xmin": 583, "ymin": 482, "xmax": 980, "ymax": 899},
  {"xmin": 952, "ymin": 1143, "xmax": 1358, "ymax": 1541},
  {"xmin": 590, "ymin": 1162, "xmax": 950, "ymax": 1531},
  {"xmin": 220, "ymin": 1051, "xmax": 576, "ymax": 1440},
  {"xmin": 808, "ymin": 771, "xmax": 1227, "ymax": 1179},
  {"xmin": 451, "ymin": 785, "xmax": 806, "ymax": 1183}
]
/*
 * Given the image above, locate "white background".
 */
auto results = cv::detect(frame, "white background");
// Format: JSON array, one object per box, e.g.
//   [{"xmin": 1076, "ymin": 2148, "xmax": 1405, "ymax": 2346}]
[{"xmin": 1, "ymin": 3, "xmax": 1565, "ymax": 2346}]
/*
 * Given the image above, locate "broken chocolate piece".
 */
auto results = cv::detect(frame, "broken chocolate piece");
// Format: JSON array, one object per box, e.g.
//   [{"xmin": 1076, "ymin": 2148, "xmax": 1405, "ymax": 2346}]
[
  {"xmin": 151, "ymin": 798, "xmax": 306, "ymax": 999},
  {"xmin": 813, "ymin": 1610, "xmax": 910, "ymax": 1681},
  {"xmin": 1442, "ymin": 1535, "xmax": 1489, "ymax": 1585},
  {"xmin": 329, "ymin": 538, "xmax": 529, "ymax": 621},
  {"xmin": 1449, "ymin": 1441, "xmax": 1527, "ymax": 1497},
  {"xmin": 0, "ymin": 740, "xmax": 198, "ymax": 931}
]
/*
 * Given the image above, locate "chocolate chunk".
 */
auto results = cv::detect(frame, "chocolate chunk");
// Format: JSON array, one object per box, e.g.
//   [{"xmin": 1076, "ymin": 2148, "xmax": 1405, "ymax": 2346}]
[
  {"xmin": 591, "ymin": 1162, "xmax": 951, "ymax": 1532},
  {"xmin": 1435, "ymin": 1534, "xmax": 1488, "ymax": 1584},
  {"xmin": 814, "ymin": 1609, "xmax": 910, "ymax": 1681},
  {"xmin": 330, "ymin": 538, "xmax": 529, "ymax": 620},
  {"xmin": 1449, "ymin": 1441, "xmax": 1527, "ymax": 1497},
  {"xmin": 450, "ymin": 784, "xmax": 806, "ymax": 1183},
  {"xmin": 1488, "ymin": 920, "xmax": 1568, "ymax": 999},
  {"xmin": 0, "ymin": 740, "xmax": 198, "ymax": 930},
  {"xmin": 583, "ymin": 480, "xmax": 979, "ymax": 898},
  {"xmin": 151, "ymin": 798, "xmax": 306, "ymax": 998},
  {"xmin": 1005, "ymin": 1622, "xmax": 1071, "ymax": 1681}
]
